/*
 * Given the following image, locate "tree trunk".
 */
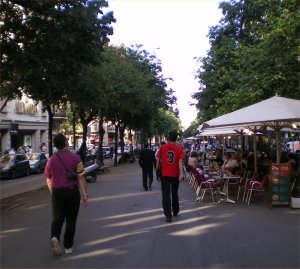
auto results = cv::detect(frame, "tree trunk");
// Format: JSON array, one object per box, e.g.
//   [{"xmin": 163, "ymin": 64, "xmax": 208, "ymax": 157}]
[
  {"xmin": 79, "ymin": 113, "xmax": 88, "ymax": 165},
  {"xmin": 46, "ymin": 105, "xmax": 53, "ymax": 156},
  {"xmin": 114, "ymin": 123, "xmax": 118, "ymax": 167},
  {"xmin": 72, "ymin": 110, "xmax": 76, "ymax": 149},
  {"xmin": 98, "ymin": 117, "xmax": 105, "ymax": 165},
  {"xmin": 119, "ymin": 124, "xmax": 125, "ymax": 154}
]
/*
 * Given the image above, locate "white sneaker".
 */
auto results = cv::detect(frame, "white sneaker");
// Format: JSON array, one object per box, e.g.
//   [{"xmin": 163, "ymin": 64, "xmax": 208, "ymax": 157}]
[
  {"xmin": 50, "ymin": 237, "xmax": 62, "ymax": 256},
  {"xmin": 65, "ymin": 248, "xmax": 73, "ymax": 254}
]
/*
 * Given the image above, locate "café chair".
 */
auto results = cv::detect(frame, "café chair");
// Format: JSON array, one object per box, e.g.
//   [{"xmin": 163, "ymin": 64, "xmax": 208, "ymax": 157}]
[
  {"xmin": 245, "ymin": 175, "xmax": 269, "ymax": 205},
  {"xmin": 236, "ymin": 172, "xmax": 259, "ymax": 202},
  {"xmin": 187, "ymin": 164, "xmax": 195, "ymax": 185},
  {"xmin": 195, "ymin": 172, "xmax": 219, "ymax": 203},
  {"xmin": 188, "ymin": 166, "xmax": 198, "ymax": 190}
]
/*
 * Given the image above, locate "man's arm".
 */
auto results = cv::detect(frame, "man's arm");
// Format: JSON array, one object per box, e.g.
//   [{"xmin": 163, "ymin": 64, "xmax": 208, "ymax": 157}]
[
  {"xmin": 77, "ymin": 161, "xmax": 88, "ymax": 207},
  {"xmin": 46, "ymin": 178, "xmax": 52, "ymax": 194},
  {"xmin": 178, "ymin": 159, "xmax": 184, "ymax": 181},
  {"xmin": 152, "ymin": 151, "xmax": 157, "ymax": 169},
  {"xmin": 156, "ymin": 149, "xmax": 161, "ymax": 169},
  {"xmin": 78, "ymin": 174, "xmax": 88, "ymax": 207}
]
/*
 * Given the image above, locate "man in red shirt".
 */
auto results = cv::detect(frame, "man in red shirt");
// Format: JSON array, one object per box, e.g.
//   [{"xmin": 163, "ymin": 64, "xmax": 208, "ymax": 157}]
[{"xmin": 156, "ymin": 131, "xmax": 184, "ymax": 222}]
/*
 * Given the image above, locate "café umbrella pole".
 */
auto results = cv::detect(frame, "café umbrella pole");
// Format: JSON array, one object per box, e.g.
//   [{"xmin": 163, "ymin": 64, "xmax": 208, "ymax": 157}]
[
  {"xmin": 253, "ymin": 127, "xmax": 258, "ymax": 173},
  {"xmin": 275, "ymin": 128, "xmax": 281, "ymax": 164}
]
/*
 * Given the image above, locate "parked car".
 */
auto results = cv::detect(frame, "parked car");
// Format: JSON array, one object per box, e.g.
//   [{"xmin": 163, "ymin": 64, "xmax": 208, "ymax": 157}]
[
  {"xmin": 27, "ymin": 152, "xmax": 48, "ymax": 173},
  {"xmin": 117, "ymin": 146, "xmax": 130, "ymax": 155},
  {"xmin": 0, "ymin": 154, "xmax": 30, "ymax": 179}
]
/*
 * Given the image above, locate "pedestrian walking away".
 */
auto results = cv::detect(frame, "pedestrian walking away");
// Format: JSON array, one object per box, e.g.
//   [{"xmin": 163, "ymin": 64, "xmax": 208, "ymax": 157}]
[
  {"xmin": 44, "ymin": 133, "xmax": 88, "ymax": 257},
  {"xmin": 139, "ymin": 142, "xmax": 156, "ymax": 191},
  {"xmin": 156, "ymin": 131, "xmax": 184, "ymax": 223}
]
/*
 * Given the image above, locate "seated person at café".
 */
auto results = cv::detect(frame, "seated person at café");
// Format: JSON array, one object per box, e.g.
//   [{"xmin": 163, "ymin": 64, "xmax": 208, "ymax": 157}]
[
  {"xmin": 215, "ymin": 150, "xmax": 224, "ymax": 167},
  {"xmin": 231, "ymin": 153, "xmax": 241, "ymax": 175},
  {"xmin": 188, "ymin": 151, "xmax": 200, "ymax": 168},
  {"xmin": 222, "ymin": 152, "xmax": 239, "ymax": 173},
  {"xmin": 241, "ymin": 152, "xmax": 248, "ymax": 170}
]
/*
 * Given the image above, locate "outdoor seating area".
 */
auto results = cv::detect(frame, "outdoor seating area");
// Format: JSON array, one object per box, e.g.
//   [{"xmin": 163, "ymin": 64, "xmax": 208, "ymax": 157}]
[
  {"xmin": 186, "ymin": 160, "xmax": 270, "ymax": 206},
  {"xmin": 183, "ymin": 96, "xmax": 300, "ymax": 209}
]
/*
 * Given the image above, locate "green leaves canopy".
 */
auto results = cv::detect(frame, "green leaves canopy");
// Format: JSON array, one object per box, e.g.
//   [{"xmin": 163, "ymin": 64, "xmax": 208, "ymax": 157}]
[{"xmin": 193, "ymin": 0, "xmax": 300, "ymax": 122}]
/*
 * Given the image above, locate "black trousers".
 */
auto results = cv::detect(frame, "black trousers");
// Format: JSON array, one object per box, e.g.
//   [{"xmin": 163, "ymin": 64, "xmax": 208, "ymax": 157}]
[
  {"xmin": 161, "ymin": 177, "xmax": 179, "ymax": 218},
  {"xmin": 142, "ymin": 168, "xmax": 153, "ymax": 190},
  {"xmin": 51, "ymin": 187, "xmax": 80, "ymax": 249}
]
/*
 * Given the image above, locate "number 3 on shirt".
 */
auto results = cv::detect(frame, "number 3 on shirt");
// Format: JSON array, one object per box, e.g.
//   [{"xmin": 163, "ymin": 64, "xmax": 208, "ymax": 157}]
[{"xmin": 167, "ymin": 151, "xmax": 175, "ymax": 164}]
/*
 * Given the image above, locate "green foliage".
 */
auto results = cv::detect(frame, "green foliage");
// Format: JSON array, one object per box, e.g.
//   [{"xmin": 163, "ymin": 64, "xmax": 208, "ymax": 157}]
[
  {"xmin": 1, "ymin": 0, "xmax": 115, "ymax": 107},
  {"xmin": 193, "ymin": 0, "xmax": 300, "ymax": 122},
  {"xmin": 1, "ymin": 0, "xmax": 181, "ymax": 142},
  {"xmin": 183, "ymin": 116, "xmax": 203, "ymax": 138},
  {"xmin": 1, "ymin": 0, "xmax": 115, "ymax": 151},
  {"xmin": 1, "ymin": 0, "xmax": 29, "ymax": 101},
  {"xmin": 150, "ymin": 108, "xmax": 181, "ymax": 138},
  {"xmin": 89, "ymin": 44, "xmax": 176, "ymax": 136}
]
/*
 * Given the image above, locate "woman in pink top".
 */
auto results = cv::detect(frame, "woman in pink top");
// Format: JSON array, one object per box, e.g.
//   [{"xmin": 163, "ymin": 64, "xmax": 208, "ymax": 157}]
[
  {"xmin": 44, "ymin": 133, "xmax": 88, "ymax": 256},
  {"xmin": 222, "ymin": 152, "xmax": 239, "ymax": 172}
]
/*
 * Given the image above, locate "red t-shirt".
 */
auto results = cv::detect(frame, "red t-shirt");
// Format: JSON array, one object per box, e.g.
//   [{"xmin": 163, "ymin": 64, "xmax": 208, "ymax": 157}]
[{"xmin": 157, "ymin": 143, "xmax": 184, "ymax": 178}]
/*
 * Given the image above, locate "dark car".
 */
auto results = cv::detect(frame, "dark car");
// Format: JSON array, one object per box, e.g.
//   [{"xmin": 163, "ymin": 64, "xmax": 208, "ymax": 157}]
[
  {"xmin": 28, "ymin": 152, "xmax": 48, "ymax": 173},
  {"xmin": 0, "ymin": 154, "xmax": 30, "ymax": 179}
]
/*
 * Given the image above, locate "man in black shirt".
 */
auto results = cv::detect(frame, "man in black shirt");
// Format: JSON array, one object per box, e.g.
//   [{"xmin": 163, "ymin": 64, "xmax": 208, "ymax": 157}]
[{"xmin": 139, "ymin": 143, "xmax": 156, "ymax": 191}]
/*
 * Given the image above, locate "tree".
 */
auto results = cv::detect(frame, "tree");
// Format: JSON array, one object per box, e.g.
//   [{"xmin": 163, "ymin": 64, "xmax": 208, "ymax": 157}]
[
  {"xmin": 1, "ymin": 0, "xmax": 115, "ymax": 155},
  {"xmin": 89, "ymin": 45, "xmax": 174, "ymax": 166},
  {"xmin": 193, "ymin": 0, "xmax": 299, "ymax": 123},
  {"xmin": 183, "ymin": 115, "xmax": 203, "ymax": 138},
  {"xmin": 146, "ymin": 108, "xmax": 181, "ymax": 144},
  {"xmin": 1, "ymin": 0, "xmax": 31, "ymax": 110}
]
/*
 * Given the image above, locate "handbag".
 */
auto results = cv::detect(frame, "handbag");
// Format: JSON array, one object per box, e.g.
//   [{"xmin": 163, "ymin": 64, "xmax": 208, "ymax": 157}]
[{"xmin": 55, "ymin": 153, "xmax": 78, "ymax": 181}]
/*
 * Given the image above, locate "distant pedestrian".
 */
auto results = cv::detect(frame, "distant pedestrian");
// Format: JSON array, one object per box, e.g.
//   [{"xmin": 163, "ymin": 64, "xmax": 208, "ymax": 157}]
[
  {"xmin": 156, "ymin": 131, "xmax": 184, "ymax": 223},
  {"xmin": 17, "ymin": 146, "xmax": 25, "ymax": 154},
  {"xmin": 139, "ymin": 142, "xmax": 156, "ymax": 191},
  {"xmin": 77, "ymin": 142, "xmax": 87, "ymax": 165},
  {"xmin": 40, "ymin": 142, "xmax": 47, "ymax": 152},
  {"xmin": 44, "ymin": 133, "xmax": 88, "ymax": 256},
  {"xmin": 110, "ymin": 146, "xmax": 114, "ymax": 160}
]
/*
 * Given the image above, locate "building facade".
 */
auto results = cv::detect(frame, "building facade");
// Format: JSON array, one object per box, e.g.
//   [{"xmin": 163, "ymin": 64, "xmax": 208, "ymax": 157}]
[
  {"xmin": 0, "ymin": 96, "xmax": 138, "ymax": 154},
  {"xmin": 0, "ymin": 96, "xmax": 48, "ymax": 153}
]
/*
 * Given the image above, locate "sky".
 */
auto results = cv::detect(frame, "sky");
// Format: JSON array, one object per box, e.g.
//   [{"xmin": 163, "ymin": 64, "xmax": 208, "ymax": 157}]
[{"xmin": 106, "ymin": 0, "xmax": 223, "ymax": 129}]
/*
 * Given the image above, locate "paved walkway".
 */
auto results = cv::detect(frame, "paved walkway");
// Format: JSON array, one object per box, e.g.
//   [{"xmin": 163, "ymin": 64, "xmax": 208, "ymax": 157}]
[{"xmin": 0, "ymin": 161, "xmax": 299, "ymax": 268}]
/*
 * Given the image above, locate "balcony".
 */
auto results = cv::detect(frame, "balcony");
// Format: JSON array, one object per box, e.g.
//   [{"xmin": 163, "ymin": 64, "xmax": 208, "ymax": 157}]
[{"xmin": 53, "ymin": 108, "xmax": 67, "ymax": 123}]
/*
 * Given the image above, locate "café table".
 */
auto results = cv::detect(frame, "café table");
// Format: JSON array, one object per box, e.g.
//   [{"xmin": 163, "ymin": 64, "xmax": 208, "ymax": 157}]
[{"xmin": 213, "ymin": 174, "xmax": 241, "ymax": 203}]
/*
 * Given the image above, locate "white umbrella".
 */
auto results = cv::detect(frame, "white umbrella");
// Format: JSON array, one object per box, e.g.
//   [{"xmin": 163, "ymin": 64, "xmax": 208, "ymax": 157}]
[
  {"xmin": 198, "ymin": 126, "xmax": 247, "ymax": 136},
  {"xmin": 185, "ymin": 136, "xmax": 198, "ymax": 140},
  {"xmin": 201, "ymin": 96, "xmax": 300, "ymax": 170},
  {"xmin": 204, "ymin": 96, "xmax": 300, "ymax": 128}
]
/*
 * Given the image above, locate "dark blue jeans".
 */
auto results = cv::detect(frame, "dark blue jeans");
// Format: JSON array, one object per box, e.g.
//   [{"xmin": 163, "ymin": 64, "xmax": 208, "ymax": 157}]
[
  {"xmin": 161, "ymin": 177, "xmax": 179, "ymax": 218},
  {"xmin": 142, "ymin": 168, "xmax": 153, "ymax": 190},
  {"xmin": 51, "ymin": 187, "xmax": 80, "ymax": 249}
]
